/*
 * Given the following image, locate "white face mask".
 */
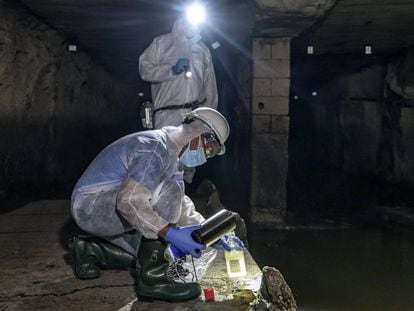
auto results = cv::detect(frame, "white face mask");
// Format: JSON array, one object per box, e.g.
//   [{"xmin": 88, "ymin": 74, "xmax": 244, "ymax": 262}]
[
  {"xmin": 184, "ymin": 25, "xmax": 201, "ymax": 39},
  {"xmin": 180, "ymin": 146, "xmax": 207, "ymax": 167}
]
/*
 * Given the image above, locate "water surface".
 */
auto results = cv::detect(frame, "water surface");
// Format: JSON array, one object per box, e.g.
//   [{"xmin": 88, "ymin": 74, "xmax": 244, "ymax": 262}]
[{"xmin": 250, "ymin": 227, "xmax": 414, "ymax": 311}]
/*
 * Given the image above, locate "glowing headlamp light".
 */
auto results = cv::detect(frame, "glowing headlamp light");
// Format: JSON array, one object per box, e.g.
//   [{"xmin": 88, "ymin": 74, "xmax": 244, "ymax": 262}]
[
  {"xmin": 185, "ymin": 70, "xmax": 192, "ymax": 78},
  {"xmin": 185, "ymin": 3, "xmax": 206, "ymax": 26}
]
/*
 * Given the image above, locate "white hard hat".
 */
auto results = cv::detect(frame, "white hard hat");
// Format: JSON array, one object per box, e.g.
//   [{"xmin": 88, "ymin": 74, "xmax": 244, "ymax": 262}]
[{"xmin": 185, "ymin": 107, "xmax": 230, "ymax": 155}]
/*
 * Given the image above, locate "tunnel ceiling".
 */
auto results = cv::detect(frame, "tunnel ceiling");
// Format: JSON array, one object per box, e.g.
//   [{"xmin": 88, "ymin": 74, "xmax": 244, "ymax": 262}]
[
  {"xmin": 294, "ymin": 0, "xmax": 414, "ymax": 55},
  {"xmin": 19, "ymin": 0, "xmax": 414, "ymax": 84},
  {"xmin": 19, "ymin": 0, "xmax": 253, "ymax": 84}
]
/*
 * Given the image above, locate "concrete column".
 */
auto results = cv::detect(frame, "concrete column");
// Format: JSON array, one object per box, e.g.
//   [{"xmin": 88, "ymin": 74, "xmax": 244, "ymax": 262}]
[{"xmin": 250, "ymin": 38, "xmax": 290, "ymax": 226}]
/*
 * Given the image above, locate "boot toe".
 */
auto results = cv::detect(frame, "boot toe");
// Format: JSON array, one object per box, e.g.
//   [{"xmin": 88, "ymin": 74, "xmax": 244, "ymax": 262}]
[{"xmin": 75, "ymin": 264, "xmax": 101, "ymax": 279}]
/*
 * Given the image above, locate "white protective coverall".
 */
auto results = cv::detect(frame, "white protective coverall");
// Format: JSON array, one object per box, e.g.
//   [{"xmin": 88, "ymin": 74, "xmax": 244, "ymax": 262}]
[
  {"xmin": 139, "ymin": 16, "xmax": 218, "ymax": 129},
  {"xmin": 71, "ymin": 121, "xmax": 210, "ymax": 255}
]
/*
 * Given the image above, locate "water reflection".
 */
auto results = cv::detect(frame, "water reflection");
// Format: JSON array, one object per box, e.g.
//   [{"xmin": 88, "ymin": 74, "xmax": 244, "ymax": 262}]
[{"xmin": 250, "ymin": 227, "xmax": 414, "ymax": 311}]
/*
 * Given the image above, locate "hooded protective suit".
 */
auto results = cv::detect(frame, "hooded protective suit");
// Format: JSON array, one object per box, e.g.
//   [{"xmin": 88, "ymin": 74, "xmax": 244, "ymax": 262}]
[
  {"xmin": 71, "ymin": 121, "xmax": 210, "ymax": 255},
  {"xmin": 139, "ymin": 16, "xmax": 218, "ymax": 129}
]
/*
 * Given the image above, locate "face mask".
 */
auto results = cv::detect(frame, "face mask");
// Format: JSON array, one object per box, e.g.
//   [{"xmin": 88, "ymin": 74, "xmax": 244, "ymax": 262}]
[
  {"xmin": 180, "ymin": 146, "xmax": 207, "ymax": 167},
  {"xmin": 184, "ymin": 25, "xmax": 201, "ymax": 39}
]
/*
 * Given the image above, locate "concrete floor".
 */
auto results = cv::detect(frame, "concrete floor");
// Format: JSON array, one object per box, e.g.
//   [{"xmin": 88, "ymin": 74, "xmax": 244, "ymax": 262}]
[{"xmin": 0, "ymin": 201, "xmax": 262, "ymax": 311}]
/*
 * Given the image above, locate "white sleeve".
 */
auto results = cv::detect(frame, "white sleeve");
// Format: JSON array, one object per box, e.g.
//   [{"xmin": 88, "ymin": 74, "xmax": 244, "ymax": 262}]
[
  {"xmin": 203, "ymin": 47, "xmax": 218, "ymax": 109},
  {"xmin": 176, "ymin": 195, "xmax": 205, "ymax": 227},
  {"xmin": 116, "ymin": 177, "xmax": 169, "ymax": 239},
  {"xmin": 139, "ymin": 37, "xmax": 177, "ymax": 83}
]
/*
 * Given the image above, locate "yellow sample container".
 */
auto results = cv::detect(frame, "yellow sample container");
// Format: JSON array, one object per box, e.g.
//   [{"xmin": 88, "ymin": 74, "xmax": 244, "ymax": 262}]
[{"xmin": 224, "ymin": 249, "xmax": 246, "ymax": 277}]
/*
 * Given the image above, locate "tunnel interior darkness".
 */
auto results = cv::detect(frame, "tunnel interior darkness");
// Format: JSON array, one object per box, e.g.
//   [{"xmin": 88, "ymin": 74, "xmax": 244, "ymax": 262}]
[
  {"xmin": 1, "ymin": 0, "xmax": 414, "ymax": 225},
  {"xmin": 288, "ymin": 42, "xmax": 414, "ymax": 223}
]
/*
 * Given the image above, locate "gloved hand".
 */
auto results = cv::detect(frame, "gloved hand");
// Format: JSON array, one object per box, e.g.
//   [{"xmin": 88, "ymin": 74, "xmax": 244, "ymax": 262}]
[
  {"xmin": 211, "ymin": 237, "xmax": 231, "ymax": 251},
  {"xmin": 172, "ymin": 58, "xmax": 190, "ymax": 75},
  {"xmin": 230, "ymin": 235, "xmax": 247, "ymax": 251},
  {"xmin": 212, "ymin": 235, "xmax": 247, "ymax": 251},
  {"xmin": 170, "ymin": 244, "xmax": 186, "ymax": 258},
  {"xmin": 164, "ymin": 224, "xmax": 206, "ymax": 258}
]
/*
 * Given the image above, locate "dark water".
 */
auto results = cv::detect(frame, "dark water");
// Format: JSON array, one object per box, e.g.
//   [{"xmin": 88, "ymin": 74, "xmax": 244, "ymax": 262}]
[{"xmin": 249, "ymin": 227, "xmax": 414, "ymax": 311}]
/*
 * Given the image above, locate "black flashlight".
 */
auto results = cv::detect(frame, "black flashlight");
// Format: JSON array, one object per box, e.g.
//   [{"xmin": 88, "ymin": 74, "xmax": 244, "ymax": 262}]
[{"xmin": 191, "ymin": 209, "xmax": 237, "ymax": 247}]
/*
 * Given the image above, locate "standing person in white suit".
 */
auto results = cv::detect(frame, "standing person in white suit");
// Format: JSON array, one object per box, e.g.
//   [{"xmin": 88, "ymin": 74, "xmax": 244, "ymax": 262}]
[{"xmin": 139, "ymin": 5, "xmax": 218, "ymax": 182}]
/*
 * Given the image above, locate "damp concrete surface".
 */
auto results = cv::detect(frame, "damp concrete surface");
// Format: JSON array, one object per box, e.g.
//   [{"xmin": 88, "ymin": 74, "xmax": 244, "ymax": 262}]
[{"xmin": 0, "ymin": 200, "xmax": 262, "ymax": 311}]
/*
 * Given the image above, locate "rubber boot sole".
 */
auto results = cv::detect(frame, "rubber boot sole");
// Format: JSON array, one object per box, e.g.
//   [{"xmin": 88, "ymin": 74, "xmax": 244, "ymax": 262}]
[
  {"xmin": 136, "ymin": 284, "xmax": 201, "ymax": 302},
  {"xmin": 137, "ymin": 295, "xmax": 198, "ymax": 303}
]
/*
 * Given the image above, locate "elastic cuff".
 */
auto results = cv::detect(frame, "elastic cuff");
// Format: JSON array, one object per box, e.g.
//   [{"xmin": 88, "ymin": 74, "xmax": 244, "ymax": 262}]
[{"xmin": 151, "ymin": 218, "xmax": 169, "ymax": 237}]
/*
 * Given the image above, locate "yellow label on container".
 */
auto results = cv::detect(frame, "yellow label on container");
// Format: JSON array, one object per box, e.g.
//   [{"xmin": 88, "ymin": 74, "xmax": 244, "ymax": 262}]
[
  {"xmin": 225, "ymin": 250, "xmax": 246, "ymax": 277},
  {"xmin": 229, "ymin": 259, "xmax": 241, "ymax": 273}
]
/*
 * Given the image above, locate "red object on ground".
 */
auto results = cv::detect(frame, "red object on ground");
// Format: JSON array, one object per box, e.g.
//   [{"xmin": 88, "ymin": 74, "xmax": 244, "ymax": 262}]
[{"xmin": 204, "ymin": 287, "xmax": 215, "ymax": 302}]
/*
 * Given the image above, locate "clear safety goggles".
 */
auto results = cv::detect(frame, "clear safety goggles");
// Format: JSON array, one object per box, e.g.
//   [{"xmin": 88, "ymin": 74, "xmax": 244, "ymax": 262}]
[{"xmin": 202, "ymin": 132, "xmax": 220, "ymax": 158}]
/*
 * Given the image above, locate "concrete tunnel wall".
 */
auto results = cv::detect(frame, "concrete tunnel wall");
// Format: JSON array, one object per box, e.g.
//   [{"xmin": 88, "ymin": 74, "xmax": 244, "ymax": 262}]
[
  {"xmin": 0, "ymin": 1, "xmax": 139, "ymax": 199},
  {"xmin": 288, "ymin": 52, "xmax": 414, "ymax": 219}
]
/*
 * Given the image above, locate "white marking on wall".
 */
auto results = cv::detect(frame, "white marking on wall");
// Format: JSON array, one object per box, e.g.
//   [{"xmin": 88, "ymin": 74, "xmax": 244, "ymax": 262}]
[{"xmin": 68, "ymin": 45, "xmax": 77, "ymax": 52}]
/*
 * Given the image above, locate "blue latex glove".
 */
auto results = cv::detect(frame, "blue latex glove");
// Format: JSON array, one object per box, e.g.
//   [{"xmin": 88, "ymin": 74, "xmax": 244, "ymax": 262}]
[
  {"xmin": 172, "ymin": 58, "xmax": 190, "ymax": 75},
  {"xmin": 170, "ymin": 244, "xmax": 186, "ymax": 258},
  {"xmin": 164, "ymin": 225, "xmax": 206, "ymax": 258},
  {"xmin": 230, "ymin": 236, "xmax": 247, "ymax": 251},
  {"xmin": 212, "ymin": 235, "xmax": 247, "ymax": 251},
  {"xmin": 211, "ymin": 237, "xmax": 232, "ymax": 251}
]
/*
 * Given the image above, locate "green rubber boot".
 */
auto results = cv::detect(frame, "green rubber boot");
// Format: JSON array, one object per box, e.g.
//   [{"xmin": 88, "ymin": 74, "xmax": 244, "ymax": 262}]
[
  {"xmin": 72, "ymin": 235, "xmax": 135, "ymax": 279},
  {"xmin": 136, "ymin": 238, "xmax": 201, "ymax": 302}
]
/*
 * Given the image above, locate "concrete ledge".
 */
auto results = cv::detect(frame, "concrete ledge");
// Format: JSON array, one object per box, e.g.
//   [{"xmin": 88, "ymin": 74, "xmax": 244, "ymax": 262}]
[
  {"xmin": 125, "ymin": 250, "xmax": 262, "ymax": 310},
  {"xmin": 0, "ymin": 200, "xmax": 263, "ymax": 310}
]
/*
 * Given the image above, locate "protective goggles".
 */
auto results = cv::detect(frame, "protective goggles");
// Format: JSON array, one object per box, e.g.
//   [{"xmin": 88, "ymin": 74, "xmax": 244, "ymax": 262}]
[{"xmin": 202, "ymin": 132, "xmax": 220, "ymax": 158}]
